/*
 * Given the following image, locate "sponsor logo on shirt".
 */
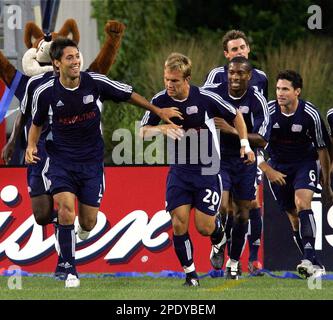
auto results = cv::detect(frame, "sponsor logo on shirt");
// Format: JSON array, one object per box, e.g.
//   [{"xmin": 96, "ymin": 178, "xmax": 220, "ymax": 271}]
[
  {"xmin": 291, "ymin": 124, "xmax": 302, "ymax": 132},
  {"xmin": 186, "ymin": 105, "xmax": 198, "ymax": 115},
  {"xmin": 83, "ymin": 94, "xmax": 94, "ymax": 104},
  {"xmin": 273, "ymin": 122, "xmax": 280, "ymax": 129},
  {"xmin": 239, "ymin": 105, "xmax": 249, "ymax": 114},
  {"xmin": 59, "ymin": 111, "xmax": 96, "ymax": 125}
]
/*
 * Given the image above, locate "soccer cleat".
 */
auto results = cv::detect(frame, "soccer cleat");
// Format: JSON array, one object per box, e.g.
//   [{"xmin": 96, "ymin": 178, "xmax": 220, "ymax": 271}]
[
  {"xmin": 65, "ymin": 273, "xmax": 80, "ymax": 288},
  {"xmin": 183, "ymin": 277, "xmax": 200, "ymax": 287},
  {"xmin": 225, "ymin": 258, "xmax": 242, "ymax": 277},
  {"xmin": 77, "ymin": 224, "xmax": 90, "ymax": 241},
  {"xmin": 248, "ymin": 260, "xmax": 264, "ymax": 276},
  {"xmin": 225, "ymin": 258, "xmax": 239, "ymax": 280},
  {"xmin": 297, "ymin": 259, "xmax": 314, "ymax": 279},
  {"xmin": 210, "ymin": 233, "xmax": 227, "ymax": 270}
]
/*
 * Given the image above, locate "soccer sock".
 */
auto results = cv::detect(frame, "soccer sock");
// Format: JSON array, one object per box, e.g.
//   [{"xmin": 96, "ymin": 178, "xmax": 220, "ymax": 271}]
[
  {"xmin": 173, "ymin": 233, "xmax": 198, "ymax": 279},
  {"xmin": 299, "ymin": 209, "xmax": 316, "ymax": 263},
  {"xmin": 230, "ymin": 219, "xmax": 248, "ymax": 261},
  {"xmin": 54, "ymin": 224, "xmax": 65, "ymax": 268},
  {"xmin": 210, "ymin": 215, "xmax": 223, "ymax": 245},
  {"xmin": 248, "ymin": 208, "xmax": 262, "ymax": 262},
  {"xmin": 225, "ymin": 214, "xmax": 233, "ymax": 254},
  {"xmin": 57, "ymin": 224, "xmax": 77, "ymax": 276},
  {"xmin": 293, "ymin": 230, "xmax": 304, "ymax": 255}
]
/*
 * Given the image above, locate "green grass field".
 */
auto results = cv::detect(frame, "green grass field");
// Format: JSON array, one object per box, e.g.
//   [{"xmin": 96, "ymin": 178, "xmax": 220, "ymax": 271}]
[{"xmin": 0, "ymin": 273, "xmax": 332, "ymax": 300}]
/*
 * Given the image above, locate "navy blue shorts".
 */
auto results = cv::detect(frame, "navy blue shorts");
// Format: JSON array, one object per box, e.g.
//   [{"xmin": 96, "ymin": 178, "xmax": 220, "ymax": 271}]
[
  {"xmin": 27, "ymin": 148, "xmax": 51, "ymax": 197},
  {"xmin": 45, "ymin": 159, "xmax": 105, "ymax": 207},
  {"xmin": 268, "ymin": 160, "xmax": 320, "ymax": 212},
  {"xmin": 166, "ymin": 167, "xmax": 222, "ymax": 215},
  {"xmin": 220, "ymin": 156, "xmax": 256, "ymax": 201}
]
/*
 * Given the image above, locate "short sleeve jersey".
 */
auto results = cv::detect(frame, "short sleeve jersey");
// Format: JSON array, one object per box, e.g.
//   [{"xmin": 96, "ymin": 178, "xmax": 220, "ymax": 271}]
[
  {"xmin": 32, "ymin": 71, "xmax": 133, "ymax": 164},
  {"xmin": 267, "ymin": 99, "xmax": 328, "ymax": 163}
]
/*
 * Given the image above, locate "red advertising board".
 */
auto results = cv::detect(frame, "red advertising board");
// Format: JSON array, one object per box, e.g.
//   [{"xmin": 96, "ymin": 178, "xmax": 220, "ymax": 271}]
[
  {"xmin": 0, "ymin": 80, "xmax": 6, "ymax": 165},
  {"xmin": 0, "ymin": 166, "xmax": 262, "ymax": 273}
]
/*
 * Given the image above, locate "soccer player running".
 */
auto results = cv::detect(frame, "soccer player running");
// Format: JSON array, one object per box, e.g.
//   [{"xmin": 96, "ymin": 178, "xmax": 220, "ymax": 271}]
[
  {"xmin": 204, "ymin": 56, "xmax": 270, "ymax": 279},
  {"xmin": 1, "ymin": 70, "xmax": 73, "ymax": 279},
  {"xmin": 260, "ymin": 70, "xmax": 332, "ymax": 278},
  {"xmin": 24, "ymin": 38, "xmax": 182, "ymax": 288},
  {"xmin": 204, "ymin": 30, "xmax": 268, "ymax": 275},
  {"xmin": 140, "ymin": 53, "xmax": 255, "ymax": 286}
]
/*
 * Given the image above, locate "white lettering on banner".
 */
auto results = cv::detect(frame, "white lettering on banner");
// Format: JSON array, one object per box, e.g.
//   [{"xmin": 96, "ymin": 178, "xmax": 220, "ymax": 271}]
[
  {"xmin": 312, "ymin": 201, "xmax": 322, "ymax": 250},
  {"xmin": 0, "ymin": 210, "xmax": 171, "ymax": 264},
  {"xmin": 78, "ymin": 210, "xmax": 170, "ymax": 262},
  {"xmin": 325, "ymin": 206, "xmax": 333, "ymax": 247}
]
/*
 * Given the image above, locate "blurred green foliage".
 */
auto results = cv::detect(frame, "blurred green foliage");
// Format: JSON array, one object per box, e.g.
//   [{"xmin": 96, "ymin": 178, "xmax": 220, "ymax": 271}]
[{"xmin": 92, "ymin": 0, "xmax": 176, "ymax": 163}]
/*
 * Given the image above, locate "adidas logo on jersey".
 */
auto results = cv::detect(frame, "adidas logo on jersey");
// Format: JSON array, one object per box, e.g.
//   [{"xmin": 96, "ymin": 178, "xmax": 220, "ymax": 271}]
[
  {"xmin": 273, "ymin": 122, "xmax": 280, "ymax": 128},
  {"xmin": 208, "ymin": 205, "xmax": 215, "ymax": 211},
  {"xmin": 304, "ymin": 242, "xmax": 313, "ymax": 249},
  {"xmin": 56, "ymin": 100, "xmax": 64, "ymax": 107},
  {"xmin": 309, "ymin": 182, "xmax": 316, "ymax": 187}
]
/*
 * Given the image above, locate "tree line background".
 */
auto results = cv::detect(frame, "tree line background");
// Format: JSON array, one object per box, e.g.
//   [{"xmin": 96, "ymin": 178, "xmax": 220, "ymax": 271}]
[{"xmin": 92, "ymin": 0, "xmax": 333, "ymax": 164}]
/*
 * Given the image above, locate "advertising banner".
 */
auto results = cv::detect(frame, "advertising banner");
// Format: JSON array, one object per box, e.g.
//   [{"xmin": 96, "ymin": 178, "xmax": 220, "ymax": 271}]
[{"xmin": 0, "ymin": 166, "xmax": 261, "ymax": 273}]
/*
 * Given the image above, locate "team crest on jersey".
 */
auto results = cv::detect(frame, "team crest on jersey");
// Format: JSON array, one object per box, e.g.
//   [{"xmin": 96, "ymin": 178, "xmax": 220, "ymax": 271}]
[
  {"xmin": 83, "ymin": 94, "xmax": 94, "ymax": 104},
  {"xmin": 291, "ymin": 124, "xmax": 302, "ymax": 132},
  {"xmin": 239, "ymin": 106, "xmax": 249, "ymax": 114},
  {"xmin": 186, "ymin": 105, "xmax": 198, "ymax": 115}
]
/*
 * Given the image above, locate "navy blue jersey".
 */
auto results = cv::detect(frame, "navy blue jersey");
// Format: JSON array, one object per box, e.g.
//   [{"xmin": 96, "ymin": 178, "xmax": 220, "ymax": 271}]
[
  {"xmin": 21, "ymin": 71, "xmax": 55, "ymax": 146},
  {"xmin": 267, "ymin": 99, "xmax": 328, "ymax": 163},
  {"xmin": 32, "ymin": 71, "xmax": 133, "ymax": 164},
  {"xmin": 15, "ymin": 74, "xmax": 30, "ymax": 102},
  {"xmin": 141, "ymin": 85, "xmax": 237, "ymax": 170},
  {"xmin": 204, "ymin": 65, "xmax": 268, "ymax": 99},
  {"xmin": 204, "ymin": 82, "xmax": 270, "ymax": 157}
]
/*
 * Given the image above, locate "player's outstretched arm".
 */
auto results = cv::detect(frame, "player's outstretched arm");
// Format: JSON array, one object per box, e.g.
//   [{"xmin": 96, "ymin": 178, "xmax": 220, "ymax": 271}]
[
  {"xmin": 128, "ymin": 92, "xmax": 183, "ymax": 127},
  {"xmin": 214, "ymin": 117, "xmax": 268, "ymax": 148},
  {"xmin": 140, "ymin": 124, "xmax": 184, "ymax": 140},
  {"xmin": 25, "ymin": 124, "xmax": 42, "ymax": 164}
]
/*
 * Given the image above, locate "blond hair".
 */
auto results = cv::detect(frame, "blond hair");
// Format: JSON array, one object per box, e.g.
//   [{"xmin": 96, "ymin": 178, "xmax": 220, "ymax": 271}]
[{"xmin": 164, "ymin": 52, "xmax": 192, "ymax": 78}]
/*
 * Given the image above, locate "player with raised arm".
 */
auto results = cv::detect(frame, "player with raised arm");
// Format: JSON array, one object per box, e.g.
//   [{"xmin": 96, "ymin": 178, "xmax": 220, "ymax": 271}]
[
  {"xmin": 140, "ymin": 53, "xmax": 255, "ymax": 286},
  {"xmin": 25, "ymin": 38, "xmax": 182, "ymax": 288}
]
